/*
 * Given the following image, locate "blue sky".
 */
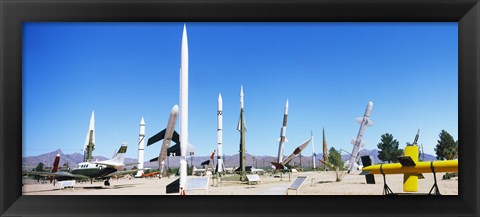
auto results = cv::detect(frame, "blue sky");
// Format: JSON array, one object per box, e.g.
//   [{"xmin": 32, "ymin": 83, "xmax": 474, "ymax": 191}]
[{"xmin": 22, "ymin": 22, "xmax": 458, "ymax": 161}]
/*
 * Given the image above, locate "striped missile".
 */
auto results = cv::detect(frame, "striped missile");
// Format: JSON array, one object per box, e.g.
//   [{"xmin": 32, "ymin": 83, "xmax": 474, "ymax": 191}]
[
  {"xmin": 271, "ymin": 137, "xmax": 312, "ymax": 170},
  {"xmin": 216, "ymin": 94, "xmax": 224, "ymax": 174},
  {"xmin": 276, "ymin": 99, "xmax": 289, "ymax": 164}
]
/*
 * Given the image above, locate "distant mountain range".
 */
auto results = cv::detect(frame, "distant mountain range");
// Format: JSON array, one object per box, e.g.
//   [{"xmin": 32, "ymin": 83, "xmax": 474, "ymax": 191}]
[{"xmin": 22, "ymin": 148, "xmax": 437, "ymax": 171}]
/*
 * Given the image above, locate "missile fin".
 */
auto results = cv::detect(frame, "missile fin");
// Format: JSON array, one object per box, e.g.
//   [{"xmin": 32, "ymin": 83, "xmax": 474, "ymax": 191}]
[
  {"xmin": 149, "ymin": 157, "xmax": 159, "ymax": 162},
  {"xmin": 172, "ymin": 130, "xmax": 180, "ymax": 144},
  {"xmin": 397, "ymin": 156, "xmax": 416, "ymax": 166},
  {"xmin": 147, "ymin": 129, "xmax": 166, "ymax": 146},
  {"xmin": 237, "ymin": 115, "xmax": 241, "ymax": 131},
  {"xmin": 360, "ymin": 140, "xmax": 366, "ymax": 147},
  {"xmin": 359, "ymin": 170, "xmax": 370, "ymax": 175},
  {"xmin": 366, "ymin": 119, "xmax": 374, "ymax": 126},
  {"xmin": 356, "ymin": 117, "xmax": 363, "ymax": 124}
]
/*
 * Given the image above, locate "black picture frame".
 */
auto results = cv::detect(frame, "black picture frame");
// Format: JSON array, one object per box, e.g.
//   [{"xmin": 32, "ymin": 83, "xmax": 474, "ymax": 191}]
[{"xmin": 1, "ymin": 0, "xmax": 479, "ymax": 216}]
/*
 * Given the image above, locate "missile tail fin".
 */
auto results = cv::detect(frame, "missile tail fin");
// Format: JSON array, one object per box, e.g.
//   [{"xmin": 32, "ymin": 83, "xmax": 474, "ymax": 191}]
[
  {"xmin": 366, "ymin": 119, "xmax": 374, "ymax": 126},
  {"xmin": 356, "ymin": 117, "xmax": 363, "ymax": 124}
]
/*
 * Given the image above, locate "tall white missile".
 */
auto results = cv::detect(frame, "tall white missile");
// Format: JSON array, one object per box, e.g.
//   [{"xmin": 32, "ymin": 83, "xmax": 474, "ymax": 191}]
[
  {"xmin": 277, "ymin": 99, "xmax": 288, "ymax": 163},
  {"xmin": 135, "ymin": 117, "xmax": 146, "ymax": 177},
  {"xmin": 347, "ymin": 101, "xmax": 374, "ymax": 173},
  {"xmin": 216, "ymin": 94, "xmax": 224, "ymax": 174},
  {"xmin": 179, "ymin": 24, "xmax": 189, "ymax": 194},
  {"xmin": 83, "ymin": 110, "xmax": 95, "ymax": 162},
  {"xmin": 159, "ymin": 105, "xmax": 179, "ymax": 175},
  {"xmin": 237, "ymin": 85, "xmax": 247, "ymax": 181}
]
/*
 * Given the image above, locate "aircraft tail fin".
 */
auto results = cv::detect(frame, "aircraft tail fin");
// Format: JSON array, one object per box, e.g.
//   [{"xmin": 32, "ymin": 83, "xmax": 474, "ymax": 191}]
[{"xmin": 110, "ymin": 144, "xmax": 127, "ymax": 165}]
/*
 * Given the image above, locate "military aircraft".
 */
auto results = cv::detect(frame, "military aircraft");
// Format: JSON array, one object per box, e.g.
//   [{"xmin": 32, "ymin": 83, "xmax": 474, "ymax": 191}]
[{"xmin": 28, "ymin": 144, "xmax": 136, "ymax": 186}]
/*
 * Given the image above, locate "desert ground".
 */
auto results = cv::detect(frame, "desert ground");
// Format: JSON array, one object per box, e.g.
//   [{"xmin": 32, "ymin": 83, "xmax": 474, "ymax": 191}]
[{"xmin": 22, "ymin": 171, "xmax": 458, "ymax": 195}]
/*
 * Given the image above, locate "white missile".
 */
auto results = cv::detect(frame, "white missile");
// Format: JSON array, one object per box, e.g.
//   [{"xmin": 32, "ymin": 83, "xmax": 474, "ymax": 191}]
[
  {"xmin": 347, "ymin": 101, "xmax": 374, "ymax": 173},
  {"xmin": 216, "ymin": 94, "xmax": 224, "ymax": 174},
  {"xmin": 276, "ymin": 99, "xmax": 289, "ymax": 163},
  {"xmin": 272, "ymin": 137, "xmax": 312, "ymax": 169},
  {"xmin": 83, "ymin": 110, "xmax": 95, "ymax": 162},
  {"xmin": 135, "ymin": 117, "xmax": 146, "ymax": 178},
  {"xmin": 159, "ymin": 105, "xmax": 179, "ymax": 175},
  {"xmin": 179, "ymin": 24, "xmax": 189, "ymax": 194}
]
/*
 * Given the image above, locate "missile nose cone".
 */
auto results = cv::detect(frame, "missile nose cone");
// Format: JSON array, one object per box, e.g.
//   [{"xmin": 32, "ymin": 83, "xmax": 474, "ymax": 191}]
[
  {"xmin": 56, "ymin": 154, "xmax": 60, "ymax": 157},
  {"xmin": 172, "ymin": 105, "xmax": 179, "ymax": 113},
  {"xmin": 140, "ymin": 117, "xmax": 145, "ymax": 125},
  {"xmin": 90, "ymin": 110, "xmax": 95, "ymax": 121},
  {"xmin": 218, "ymin": 93, "xmax": 223, "ymax": 109},
  {"xmin": 182, "ymin": 23, "xmax": 187, "ymax": 35},
  {"xmin": 285, "ymin": 99, "xmax": 289, "ymax": 114},
  {"xmin": 240, "ymin": 85, "xmax": 244, "ymax": 109}
]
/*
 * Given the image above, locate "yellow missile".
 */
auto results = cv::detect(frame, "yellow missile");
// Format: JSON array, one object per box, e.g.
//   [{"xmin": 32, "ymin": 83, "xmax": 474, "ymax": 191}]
[
  {"xmin": 361, "ymin": 144, "xmax": 458, "ymax": 194},
  {"xmin": 361, "ymin": 159, "xmax": 458, "ymax": 175}
]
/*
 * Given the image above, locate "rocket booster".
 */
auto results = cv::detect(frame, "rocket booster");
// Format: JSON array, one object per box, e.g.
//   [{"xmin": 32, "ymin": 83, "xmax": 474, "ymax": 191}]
[
  {"xmin": 347, "ymin": 101, "xmax": 374, "ymax": 173},
  {"xmin": 272, "ymin": 138, "xmax": 312, "ymax": 169},
  {"xmin": 179, "ymin": 24, "xmax": 189, "ymax": 193},
  {"xmin": 136, "ymin": 117, "xmax": 146, "ymax": 177},
  {"xmin": 83, "ymin": 111, "xmax": 95, "ymax": 162},
  {"xmin": 159, "ymin": 105, "xmax": 179, "ymax": 174},
  {"xmin": 283, "ymin": 138, "xmax": 311, "ymax": 166},
  {"xmin": 277, "ymin": 99, "xmax": 288, "ymax": 163},
  {"xmin": 237, "ymin": 85, "xmax": 247, "ymax": 180},
  {"xmin": 217, "ymin": 94, "xmax": 224, "ymax": 173}
]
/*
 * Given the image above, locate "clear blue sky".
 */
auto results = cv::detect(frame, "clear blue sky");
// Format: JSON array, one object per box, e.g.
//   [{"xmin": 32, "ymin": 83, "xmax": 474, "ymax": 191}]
[{"xmin": 23, "ymin": 22, "xmax": 458, "ymax": 161}]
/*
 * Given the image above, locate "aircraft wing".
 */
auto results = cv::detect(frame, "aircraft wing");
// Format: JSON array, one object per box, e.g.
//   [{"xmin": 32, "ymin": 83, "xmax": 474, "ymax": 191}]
[
  {"xmin": 27, "ymin": 171, "xmax": 90, "ymax": 179},
  {"xmin": 26, "ymin": 171, "xmax": 58, "ymax": 177},
  {"xmin": 103, "ymin": 169, "xmax": 139, "ymax": 178},
  {"xmin": 95, "ymin": 162, "xmax": 125, "ymax": 167}
]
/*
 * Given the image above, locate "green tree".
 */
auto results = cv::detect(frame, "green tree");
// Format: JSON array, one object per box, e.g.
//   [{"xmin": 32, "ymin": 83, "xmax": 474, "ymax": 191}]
[
  {"xmin": 377, "ymin": 133, "xmax": 403, "ymax": 163},
  {"xmin": 435, "ymin": 130, "xmax": 458, "ymax": 160},
  {"xmin": 328, "ymin": 147, "xmax": 344, "ymax": 170}
]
